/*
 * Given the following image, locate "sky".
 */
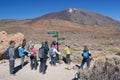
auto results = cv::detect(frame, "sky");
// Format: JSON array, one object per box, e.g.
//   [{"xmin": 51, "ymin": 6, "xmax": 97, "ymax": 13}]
[{"xmin": 0, "ymin": 0, "xmax": 120, "ymax": 21}]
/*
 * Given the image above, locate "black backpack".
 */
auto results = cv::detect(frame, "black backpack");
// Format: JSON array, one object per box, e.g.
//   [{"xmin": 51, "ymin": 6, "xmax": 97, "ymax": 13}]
[
  {"xmin": 38, "ymin": 47, "xmax": 45, "ymax": 58},
  {"xmin": 4, "ymin": 47, "xmax": 10, "ymax": 59}
]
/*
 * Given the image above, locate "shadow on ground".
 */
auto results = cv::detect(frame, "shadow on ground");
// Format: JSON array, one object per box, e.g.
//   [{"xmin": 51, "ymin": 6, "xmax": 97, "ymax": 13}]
[
  {"xmin": 14, "ymin": 61, "xmax": 29, "ymax": 74},
  {"xmin": 116, "ymin": 52, "xmax": 120, "ymax": 56}
]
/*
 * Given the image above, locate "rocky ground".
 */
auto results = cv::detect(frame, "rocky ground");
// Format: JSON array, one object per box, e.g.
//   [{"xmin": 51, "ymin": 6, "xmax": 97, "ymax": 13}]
[{"xmin": 0, "ymin": 53, "xmax": 120, "ymax": 80}]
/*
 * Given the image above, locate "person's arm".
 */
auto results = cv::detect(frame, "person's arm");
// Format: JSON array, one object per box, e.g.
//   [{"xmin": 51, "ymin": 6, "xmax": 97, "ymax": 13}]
[
  {"xmin": 81, "ymin": 51, "xmax": 83, "ymax": 56},
  {"xmin": 55, "ymin": 49, "xmax": 61, "ymax": 55},
  {"xmin": 63, "ymin": 48, "xmax": 66, "ymax": 54},
  {"xmin": 89, "ymin": 51, "xmax": 91, "ymax": 56},
  {"xmin": 18, "ymin": 48, "xmax": 21, "ymax": 57},
  {"xmin": 88, "ymin": 51, "xmax": 92, "ymax": 59}
]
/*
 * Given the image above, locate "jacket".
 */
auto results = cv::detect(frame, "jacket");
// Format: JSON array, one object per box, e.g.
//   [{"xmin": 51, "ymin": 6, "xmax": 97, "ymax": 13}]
[
  {"xmin": 32, "ymin": 47, "xmax": 37, "ymax": 56},
  {"xmin": 18, "ymin": 47, "xmax": 25, "ymax": 57},
  {"xmin": 64, "ymin": 47, "xmax": 71, "ymax": 55},
  {"xmin": 8, "ymin": 45, "xmax": 16, "ymax": 61}
]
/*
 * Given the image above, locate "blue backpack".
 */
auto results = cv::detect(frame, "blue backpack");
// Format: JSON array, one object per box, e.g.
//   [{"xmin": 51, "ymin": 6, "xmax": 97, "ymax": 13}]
[
  {"xmin": 83, "ymin": 50, "xmax": 89, "ymax": 59},
  {"xmin": 49, "ymin": 48, "xmax": 54, "ymax": 56},
  {"xmin": 49, "ymin": 48, "xmax": 56, "ymax": 57}
]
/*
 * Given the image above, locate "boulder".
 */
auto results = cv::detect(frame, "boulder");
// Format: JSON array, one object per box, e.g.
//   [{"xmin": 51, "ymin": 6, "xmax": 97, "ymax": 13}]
[{"xmin": 0, "ymin": 31, "xmax": 24, "ymax": 60}]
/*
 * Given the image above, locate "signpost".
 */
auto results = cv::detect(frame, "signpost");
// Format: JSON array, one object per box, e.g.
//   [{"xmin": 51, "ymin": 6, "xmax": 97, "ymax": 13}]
[
  {"xmin": 47, "ymin": 31, "xmax": 65, "ymax": 42},
  {"xmin": 47, "ymin": 31, "xmax": 58, "ymax": 35},
  {"xmin": 47, "ymin": 31, "xmax": 65, "ymax": 64},
  {"xmin": 57, "ymin": 37, "xmax": 65, "ymax": 40}
]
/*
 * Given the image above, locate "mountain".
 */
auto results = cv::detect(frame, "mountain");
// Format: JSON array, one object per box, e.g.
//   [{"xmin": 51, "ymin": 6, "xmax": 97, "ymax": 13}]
[
  {"xmin": 30, "ymin": 8, "xmax": 120, "ymax": 27},
  {"xmin": 0, "ymin": 8, "xmax": 120, "ymax": 28}
]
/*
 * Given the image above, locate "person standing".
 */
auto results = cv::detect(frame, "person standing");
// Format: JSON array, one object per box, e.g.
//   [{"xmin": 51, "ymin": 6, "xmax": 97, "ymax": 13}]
[
  {"xmin": 8, "ymin": 41, "xmax": 16, "ymax": 75},
  {"xmin": 54, "ymin": 42, "xmax": 59, "ymax": 62},
  {"xmin": 49, "ymin": 45, "xmax": 61, "ymax": 66},
  {"xmin": 32, "ymin": 45, "xmax": 38, "ymax": 70},
  {"xmin": 44, "ymin": 41, "xmax": 49, "ymax": 56},
  {"xmin": 79, "ymin": 45, "xmax": 92, "ymax": 70},
  {"xmin": 64, "ymin": 44, "xmax": 71, "ymax": 64},
  {"xmin": 29, "ymin": 45, "xmax": 34, "ymax": 70},
  {"xmin": 38, "ymin": 43, "xmax": 47, "ymax": 74},
  {"xmin": 29, "ymin": 44, "xmax": 38, "ymax": 70},
  {"xmin": 18, "ymin": 44, "xmax": 25, "ymax": 69}
]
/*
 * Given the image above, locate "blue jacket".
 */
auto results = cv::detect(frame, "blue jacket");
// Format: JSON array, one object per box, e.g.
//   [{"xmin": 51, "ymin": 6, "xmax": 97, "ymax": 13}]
[{"xmin": 18, "ymin": 47, "xmax": 25, "ymax": 57}]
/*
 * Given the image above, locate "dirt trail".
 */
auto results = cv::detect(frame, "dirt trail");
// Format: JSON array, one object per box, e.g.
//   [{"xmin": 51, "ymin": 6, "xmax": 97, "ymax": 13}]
[{"xmin": 0, "ymin": 58, "xmax": 77, "ymax": 80}]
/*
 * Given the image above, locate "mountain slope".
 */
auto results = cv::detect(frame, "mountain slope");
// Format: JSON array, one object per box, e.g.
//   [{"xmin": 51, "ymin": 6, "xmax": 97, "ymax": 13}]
[{"xmin": 31, "ymin": 8, "xmax": 120, "ymax": 27}]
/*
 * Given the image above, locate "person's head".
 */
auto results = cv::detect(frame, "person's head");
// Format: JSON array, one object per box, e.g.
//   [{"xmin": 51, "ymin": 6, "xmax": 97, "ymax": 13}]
[
  {"xmin": 45, "ymin": 41, "xmax": 48, "ymax": 44},
  {"xmin": 52, "ymin": 40, "xmax": 56, "ymax": 45},
  {"xmin": 30, "ymin": 44, "xmax": 34, "ymax": 48},
  {"xmin": 19, "ymin": 44, "xmax": 22, "ymax": 47},
  {"xmin": 41, "ymin": 42, "xmax": 45, "ymax": 48},
  {"xmin": 68, "ymin": 45, "xmax": 70, "ymax": 48},
  {"xmin": 65, "ymin": 44, "xmax": 68, "ymax": 47},
  {"xmin": 51, "ymin": 45, "xmax": 54, "ymax": 48},
  {"xmin": 65, "ymin": 44, "xmax": 70, "ymax": 47},
  {"xmin": 9, "ymin": 40, "xmax": 15, "ymax": 47},
  {"xmin": 84, "ymin": 45, "xmax": 88, "ymax": 50}
]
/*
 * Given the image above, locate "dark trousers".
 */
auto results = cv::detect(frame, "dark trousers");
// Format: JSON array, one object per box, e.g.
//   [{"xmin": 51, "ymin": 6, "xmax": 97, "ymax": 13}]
[
  {"xmin": 34, "ymin": 56, "xmax": 38, "ymax": 69},
  {"xmin": 51, "ymin": 56, "xmax": 57, "ymax": 65},
  {"xmin": 9, "ymin": 60, "xmax": 15, "ymax": 74},
  {"xmin": 80, "ymin": 58, "xmax": 90, "ymax": 70},
  {"xmin": 56, "ymin": 54, "xmax": 59, "ymax": 62},
  {"xmin": 30, "ymin": 56, "xmax": 38, "ymax": 70},
  {"xmin": 39, "ymin": 58, "xmax": 46, "ymax": 73},
  {"xmin": 21, "ymin": 56, "xmax": 24, "ymax": 68},
  {"xmin": 66, "ymin": 54, "xmax": 70, "ymax": 64}
]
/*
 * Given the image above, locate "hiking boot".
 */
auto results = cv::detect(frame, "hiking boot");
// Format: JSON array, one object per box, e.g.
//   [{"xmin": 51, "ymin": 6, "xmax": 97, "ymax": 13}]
[
  {"xmin": 39, "ymin": 71, "xmax": 42, "ymax": 73},
  {"xmin": 10, "ymin": 73, "xmax": 16, "ymax": 76},
  {"xmin": 42, "ymin": 72, "xmax": 46, "ymax": 75}
]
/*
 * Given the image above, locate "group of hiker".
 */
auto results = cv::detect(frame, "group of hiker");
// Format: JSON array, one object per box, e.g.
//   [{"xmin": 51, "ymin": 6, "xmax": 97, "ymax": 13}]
[{"xmin": 7, "ymin": 40, "xmax": 92, "ymax": 75}]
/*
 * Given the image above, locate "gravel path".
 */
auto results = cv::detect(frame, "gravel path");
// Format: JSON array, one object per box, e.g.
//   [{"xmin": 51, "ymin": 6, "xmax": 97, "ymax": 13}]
[{"xmin": 0, "ymin": 58, "xmax": 77, "ymax": 80}]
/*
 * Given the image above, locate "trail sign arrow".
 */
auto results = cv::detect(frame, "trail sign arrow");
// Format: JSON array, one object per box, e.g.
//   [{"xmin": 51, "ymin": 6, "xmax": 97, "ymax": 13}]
[
  {"xmin": 47, "ymin": 31, "xmax": 58, "ymax": 35},
  {"xmin": 57, "ymin": 37, "xmax": 65, "ymax": 40}
]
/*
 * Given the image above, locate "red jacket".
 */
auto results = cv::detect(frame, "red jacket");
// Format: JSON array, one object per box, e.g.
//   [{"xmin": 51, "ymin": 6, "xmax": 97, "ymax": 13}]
[{"xmin": 32, "ymin": 47, "xmax": 37, "ymax": 56}]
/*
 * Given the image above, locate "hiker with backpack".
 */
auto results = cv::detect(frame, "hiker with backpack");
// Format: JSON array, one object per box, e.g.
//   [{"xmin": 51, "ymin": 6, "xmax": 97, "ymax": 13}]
[
  {"xmin": 64, "ymin": 44, "xmax": 71, "ymax": 64},
  {"xmin": 49, "ymin": 45, "xmax": 61, "ymax": 66},
  {"xmin": 8, "ymin": 41, "xmax": 16, "ymax": 75},
  {"xmin": 79, "ymin": 45, "xmax": 92, "ymax": 70},
  {"xmin": 38, "ymin": 42, "xmax": 48, "ymax": 74},
  {"xmin": 29, "ymin": 44, "xmax": 38, "ymax": 70},
  {"xmin": 18, "ymin": 44, "xmax": 25, "ymax": 69}
]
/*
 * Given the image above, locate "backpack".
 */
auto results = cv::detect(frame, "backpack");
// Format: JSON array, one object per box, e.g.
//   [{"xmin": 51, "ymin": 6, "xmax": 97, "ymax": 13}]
[
  {"xmin": 82, "ymin": 50, "xmax": 89, "ymax": 59},
  {"xmin": 49, "ymin": 48, "xmax": 55, "ymax": 57},
  {"xmin": 38, "ymin": 48, "xmax": 45, "ymax": 58},
  {"xmin": 4, "ymin": 47, "xmax": 10, "ymax": 59}
]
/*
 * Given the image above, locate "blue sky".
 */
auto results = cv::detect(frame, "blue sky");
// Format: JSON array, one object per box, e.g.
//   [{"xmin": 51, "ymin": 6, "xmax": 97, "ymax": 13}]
[{"xmin": 0, "ymin": 0, "xmax": 120, "ymax": 21}]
